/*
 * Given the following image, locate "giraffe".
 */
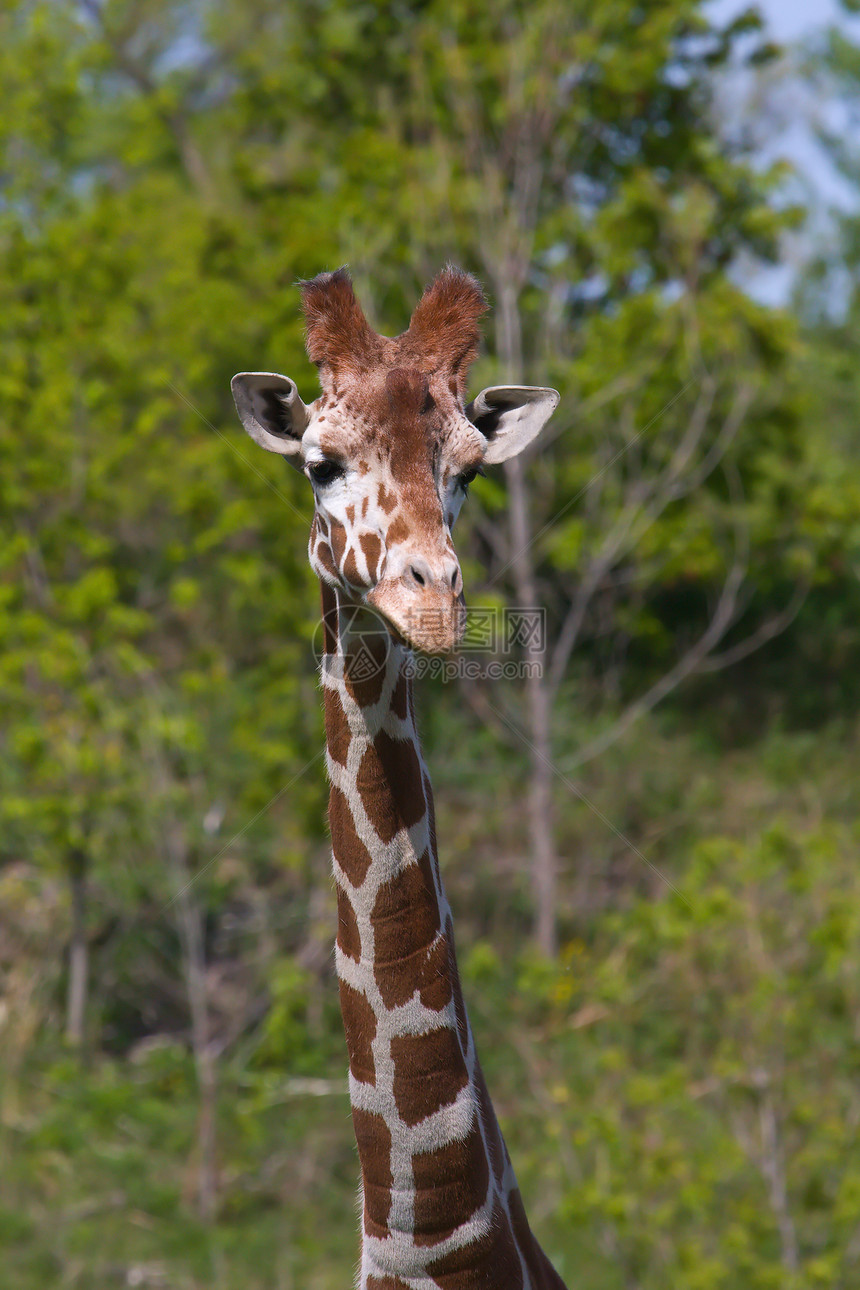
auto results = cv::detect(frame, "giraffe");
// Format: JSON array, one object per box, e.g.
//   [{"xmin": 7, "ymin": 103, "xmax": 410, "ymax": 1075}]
[{"xmin": 231, "ymin": 267, "xmax": 566, "ymax": 1289}]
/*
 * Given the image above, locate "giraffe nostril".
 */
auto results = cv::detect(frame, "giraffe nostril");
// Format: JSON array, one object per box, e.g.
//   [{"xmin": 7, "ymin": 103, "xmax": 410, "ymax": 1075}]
[
  {"xmin": 451, "ymin": 568, "xmax": 459, "ymax": 590},
  {"xmin": 411, "ymin": 565, "xmax": 426, "ymax": 587}
]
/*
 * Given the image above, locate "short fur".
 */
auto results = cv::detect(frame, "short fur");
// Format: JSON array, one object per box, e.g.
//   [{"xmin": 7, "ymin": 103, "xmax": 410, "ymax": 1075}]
[
  {"xmin": 300, "ymin": 265, "xmax": 487, "ymax": 395},
  {"xmin": 398, "ymin": 265, "xmax": 488, "ymax": 394},
  {"xmin": 301, "ymin": 268, "xmax": 389, "ymax": 377}
]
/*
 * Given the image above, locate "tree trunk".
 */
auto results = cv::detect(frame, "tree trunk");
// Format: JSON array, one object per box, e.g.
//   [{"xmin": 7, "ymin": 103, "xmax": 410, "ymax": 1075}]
[
  {"xmin": 505, "ymin": 453, "xmax": 559, "ymax": 958},
  {"xmin": 526, "ymin": 674, "xmax": 557, "ymax": 958},
  {"xmin": 496, "ymin": 279, "xmax": 560, "ymax": 958},
  {"xmin": 65, "ymin": 848, "xmax": 89, "ymax": 1047},
  {"xmin": 178, "ymin": 882, "xmax": 217, "ymax": 1223},
  {"xmin": 170, "ymin": 835, "xmax": 218, "ymax": 1223}
]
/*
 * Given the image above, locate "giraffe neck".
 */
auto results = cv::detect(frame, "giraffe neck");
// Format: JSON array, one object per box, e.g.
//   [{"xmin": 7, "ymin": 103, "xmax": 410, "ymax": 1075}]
[{"xmin": 320, "ymin": 585, "xmax": 566, "ymax": 1290}]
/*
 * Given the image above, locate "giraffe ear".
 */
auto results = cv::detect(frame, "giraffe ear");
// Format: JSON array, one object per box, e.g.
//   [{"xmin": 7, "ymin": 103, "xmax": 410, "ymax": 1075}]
[
  {"xmin": 231, "ymin": 373, "xmax": 309, "ymax": 457},
  {"xmin": 466, "ymin": 386, "xmax": 560, "ymax": 464}
]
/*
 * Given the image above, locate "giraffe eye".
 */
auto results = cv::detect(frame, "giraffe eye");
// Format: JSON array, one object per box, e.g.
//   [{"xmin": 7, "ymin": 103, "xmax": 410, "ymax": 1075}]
[
  {"xmin": 307, "ymin": 459, "xmax": 345, "ymax": 486},
  {"xmin": 457, "ymin": 466, "xmax": 483, "ymax": 491}
]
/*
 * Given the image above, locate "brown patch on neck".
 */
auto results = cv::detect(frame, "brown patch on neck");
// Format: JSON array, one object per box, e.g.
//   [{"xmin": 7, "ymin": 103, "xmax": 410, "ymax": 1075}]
[
  {"xmin": 355, "ymin": 730, "xmax": 426, "ymax": 844},
  {"xmin": 323, "ymin": 687, "xmax": 350, "ymax": 766},
  {"xmin": 351, "ymin": 1105, "xmax": 393, "ymax": 1233},
  {"xmin": 372, "ymin": 851, "xmax": 451, "ymax": 1011},
  {"xmin": 338, "ymin": 979, "xmax": 377, "ymax": 1085},
  {"xmin": 390, "ymin": 1027, "xmax": 469, "ymax": 1126},
  {"xmin": 508, "ymin": 1188, "xmax": 568, "ymax": 1288},
  {"xmin": 336, "ymin": 885, "xmax": 361, "ymax": 963},
  {"xmin": 329, "ymin": 784, "xmax": 374, "ymax": 885},
  {"xmin": 343, "ymin": 642, "xmax": 388, "ymax": 707},
  {"xmin": 423, "ymin": 772, "xmax": 438, "ymax": 860},
  {"xmin": 474, "ymin": 1060, "xmax": 507, "ymax": 1186},
  {"xmin": 411, "ymin": 1121, "xmax": 491, "ymax": 1248},
  {"xmin": 426, "ymin": 1196, "xmax": 524, "ymax": 1285},
  {"xmin": 320, "ymin": 581, "xmax": 338, "ymax": 654},
  {"xmin": 390, "ymin": 669, "xmax": 410, "ymax": 720}
]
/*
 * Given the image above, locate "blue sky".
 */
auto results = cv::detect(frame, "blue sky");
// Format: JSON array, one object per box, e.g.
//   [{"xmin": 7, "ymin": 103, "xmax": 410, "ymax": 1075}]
[
  {"xmin": 706, "ymin": 0, "xmax": 859, "ymax": 301},
  {"xmin": 711, "ymin": 0, "xmax": 856, "ymax": 206},
  {"xmin": 709, "ymin": 0, "xmax": 845, "ymax": 39}
]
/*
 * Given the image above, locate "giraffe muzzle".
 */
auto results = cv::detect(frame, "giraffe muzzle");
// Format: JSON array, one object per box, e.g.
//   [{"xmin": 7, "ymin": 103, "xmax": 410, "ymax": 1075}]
[{"xmin": 366, "ymin": 578, "xmax": 466, "ymax": 654}]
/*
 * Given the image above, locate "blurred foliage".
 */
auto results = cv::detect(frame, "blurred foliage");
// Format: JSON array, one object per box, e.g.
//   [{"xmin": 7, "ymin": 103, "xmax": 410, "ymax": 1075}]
[{"xmin": 2, "ymin": 0, "xmax": 860, "ymax": 1285}]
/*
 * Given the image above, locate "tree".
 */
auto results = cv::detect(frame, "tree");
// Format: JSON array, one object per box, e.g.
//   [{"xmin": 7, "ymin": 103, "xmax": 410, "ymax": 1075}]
[
  {"xmin": 5, "ymin": 2, "xmax": 860, "ymax": 1285},
  {"xmin": 240, "ymin": 0, "xmax": 806, "ymax": 954},
  {"xmin": 0, "ymin": 0, "xmax": 329, "ymax": 1156},
  {"xmin": 1, "ymin": 2, "xmax": 814, "ymax": 967}
]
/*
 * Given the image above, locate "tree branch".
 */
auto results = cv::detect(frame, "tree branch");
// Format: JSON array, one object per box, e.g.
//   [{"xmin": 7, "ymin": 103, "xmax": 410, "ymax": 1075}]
[
  {"xmin": 695, "ymin": 580, "xmax": 809, "ymax": 672},
  {"xmin": 79, "ymin": 0, "xmax": 212, "ymax": 194},
  {"xmin": 546, "ymin": 378, "xmax": 755, "ymax": 694},
  {"xmin": 562, "ymin": 552, "xmax": 746, "ymax": 772}
]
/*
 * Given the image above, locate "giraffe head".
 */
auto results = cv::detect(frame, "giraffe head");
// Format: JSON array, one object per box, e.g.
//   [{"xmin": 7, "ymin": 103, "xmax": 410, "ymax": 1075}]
[{"xmin": 231, "ymin": 267, "xmax": 558, "ymax": 653}]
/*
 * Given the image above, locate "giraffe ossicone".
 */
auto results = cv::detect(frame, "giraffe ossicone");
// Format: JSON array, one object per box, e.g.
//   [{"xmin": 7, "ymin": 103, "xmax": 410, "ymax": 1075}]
[{"xmin": 232, "ymin": 267, "xmax": 566, "ymax": 1289}]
